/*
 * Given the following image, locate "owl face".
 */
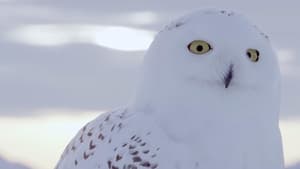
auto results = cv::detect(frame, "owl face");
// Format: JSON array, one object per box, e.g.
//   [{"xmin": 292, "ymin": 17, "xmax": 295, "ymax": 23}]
[{"xmin": 145, "ymin": 9, "xmax": 280, "ymax": 91}]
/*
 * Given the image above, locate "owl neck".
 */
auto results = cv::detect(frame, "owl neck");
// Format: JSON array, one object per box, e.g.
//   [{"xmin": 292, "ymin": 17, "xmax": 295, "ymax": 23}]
[{"xmin": 129, "ymin": 73, "xmax": 280, "ymax": 142}]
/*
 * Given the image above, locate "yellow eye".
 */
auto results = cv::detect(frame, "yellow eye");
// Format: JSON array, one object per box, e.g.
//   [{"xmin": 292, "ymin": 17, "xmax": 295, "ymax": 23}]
[
  {"xmin": 247, "ymin": 49, "xmax": 260, "ymax": 62},
  {"xmin": 188, "ymin": 40, "xmax": 212, "ymax": 55}
]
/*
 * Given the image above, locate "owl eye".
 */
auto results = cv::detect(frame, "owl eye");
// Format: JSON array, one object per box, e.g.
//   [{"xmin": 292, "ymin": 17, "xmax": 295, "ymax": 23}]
[
  {"xmin": 188, "ymin": 40, "xmax": 212, "ymax": 55},
  {"xmin": 247, "ymin": 49, "xmax": 260, "ymax": 62}
]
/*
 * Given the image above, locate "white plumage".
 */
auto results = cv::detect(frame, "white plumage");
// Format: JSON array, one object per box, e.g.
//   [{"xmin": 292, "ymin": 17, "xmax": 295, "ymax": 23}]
[{"xmin": 55, "ymin": 9, "xmax": 284, "ymax": 169}]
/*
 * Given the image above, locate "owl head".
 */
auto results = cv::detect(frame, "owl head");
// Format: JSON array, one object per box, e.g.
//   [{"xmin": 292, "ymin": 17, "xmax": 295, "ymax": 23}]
[{"xmin": 132, "ymin": 9, "xmax": 280, "ymax": 122}]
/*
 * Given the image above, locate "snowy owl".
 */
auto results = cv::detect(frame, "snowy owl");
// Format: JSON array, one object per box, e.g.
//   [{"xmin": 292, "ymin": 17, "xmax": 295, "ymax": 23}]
[{"xmin": 55, "ymin": 9, "xmax": 284, "ymax": 169}]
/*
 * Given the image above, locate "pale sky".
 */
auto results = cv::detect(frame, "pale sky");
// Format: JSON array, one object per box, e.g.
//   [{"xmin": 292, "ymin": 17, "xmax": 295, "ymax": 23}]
[{"xmin": 0, "ymin": 0, "xmax": 299, "ymax": 169}]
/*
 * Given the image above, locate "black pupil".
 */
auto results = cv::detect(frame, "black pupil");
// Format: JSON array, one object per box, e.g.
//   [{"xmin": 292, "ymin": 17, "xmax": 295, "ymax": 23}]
[
  {"xmin": 247, "ymin": 52, "xmax": 251, "ymax": 58},
  {"xmin": 255, "ymin": 50, "xmax": 260, "ymax": 56},
  {"xmin": 196, "ymin": 45, "xmax": 203, "ymax": 51}
]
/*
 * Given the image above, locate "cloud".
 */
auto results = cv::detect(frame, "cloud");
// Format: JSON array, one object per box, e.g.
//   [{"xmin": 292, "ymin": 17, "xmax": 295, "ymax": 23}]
[
  {"xmin": 0, "ymin": 156, "xmax": 31, "ymax": 169},
  {"xmin": 277, "ymin": 49, "xmax": 299, "ymax": 77},
  {"xmin": 274, "ymin": 49, "xmax": 300, "ymax": 119},
  {"xmin": 287, "ymin": 163, "xmax": 300, "ymax": 169},
  {"xmin": 0, "ymin": 111, "xmax": 99, "ymax": 169},
  {"xmin": 280, "ymin": 119, "xmax": 300, "ymax": 166},
  {"xmin": 4, "ymin": 24, "xmax": 155, "ymax": 51},
  {"xmin": 0, "ymin": 41, "xmax": 143, "ymax": 116}
]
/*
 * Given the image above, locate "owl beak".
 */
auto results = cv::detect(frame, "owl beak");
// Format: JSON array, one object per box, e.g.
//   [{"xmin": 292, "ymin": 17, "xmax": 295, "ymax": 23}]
[{"xmin": 224, "ymin": 64, "xmax": 234, "ymax": 88}]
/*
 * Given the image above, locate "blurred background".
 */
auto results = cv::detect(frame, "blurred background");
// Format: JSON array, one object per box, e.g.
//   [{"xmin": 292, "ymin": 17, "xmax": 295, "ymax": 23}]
[{"xmin": 0, "ymin": 0, "xmax": 299, "ymax": 169}]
